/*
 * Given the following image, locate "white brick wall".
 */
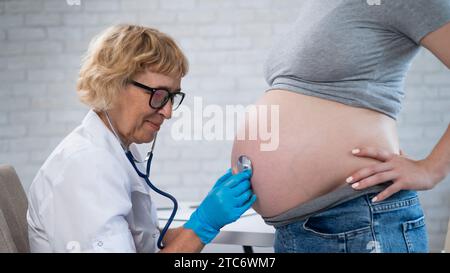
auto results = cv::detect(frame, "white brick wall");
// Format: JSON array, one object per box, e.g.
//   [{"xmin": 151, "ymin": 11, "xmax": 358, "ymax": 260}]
[{"xmin": 0, "ymin": 0, "xmax": 449, "ymax": 252}]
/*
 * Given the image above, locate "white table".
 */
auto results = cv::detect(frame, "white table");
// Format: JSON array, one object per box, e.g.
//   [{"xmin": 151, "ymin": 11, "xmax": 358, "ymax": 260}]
[{"xmin": 157, "ymin": 202, "xmax": 275, "ymax": 252}]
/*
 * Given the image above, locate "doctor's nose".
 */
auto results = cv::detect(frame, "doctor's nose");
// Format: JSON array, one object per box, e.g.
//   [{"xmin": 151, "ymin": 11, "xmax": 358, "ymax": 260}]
[{"xmin": 158, "ymin": 100, "xmax": 173, "ymax": 119}]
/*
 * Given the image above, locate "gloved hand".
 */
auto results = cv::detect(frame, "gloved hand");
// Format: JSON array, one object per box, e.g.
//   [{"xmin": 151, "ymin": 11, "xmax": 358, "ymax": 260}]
[{"xmin": 184, "ymin": 168, "xmax": 256, "ymax": 244}]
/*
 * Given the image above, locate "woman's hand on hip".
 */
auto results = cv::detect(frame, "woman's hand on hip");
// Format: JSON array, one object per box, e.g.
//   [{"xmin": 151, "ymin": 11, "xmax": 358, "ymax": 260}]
[{"xmin": 345, "ymin": 147, "xmax": 438, "ymax": 202}]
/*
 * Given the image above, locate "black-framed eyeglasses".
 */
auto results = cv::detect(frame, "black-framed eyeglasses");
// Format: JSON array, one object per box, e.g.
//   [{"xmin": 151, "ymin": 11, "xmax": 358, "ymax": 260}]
[{"xmin": 129, "ymin": 80, "xmax": 185, "ymax": 111}]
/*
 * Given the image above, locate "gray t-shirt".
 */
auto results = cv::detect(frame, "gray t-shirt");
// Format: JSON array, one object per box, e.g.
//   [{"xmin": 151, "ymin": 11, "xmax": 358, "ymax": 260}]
[{"xmin": 264, "ymin": 0, "xmax": 450, "ymax": 120}]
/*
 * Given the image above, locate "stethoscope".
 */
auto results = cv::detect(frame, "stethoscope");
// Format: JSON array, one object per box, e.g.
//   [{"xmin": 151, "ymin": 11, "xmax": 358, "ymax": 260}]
[
  {"xmin": 104, "ymin": 111, "xmax": 177, "ymax": 250},
  {"xmin": 236, "ymin": 155, "xmax": 253, "ymax": 174}
]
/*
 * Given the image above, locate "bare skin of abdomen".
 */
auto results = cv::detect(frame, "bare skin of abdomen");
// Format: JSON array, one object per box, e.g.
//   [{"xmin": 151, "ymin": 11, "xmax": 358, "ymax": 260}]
[{"xmin": 231, "ymin": 89, "xmax": 400, "ymax": 218}]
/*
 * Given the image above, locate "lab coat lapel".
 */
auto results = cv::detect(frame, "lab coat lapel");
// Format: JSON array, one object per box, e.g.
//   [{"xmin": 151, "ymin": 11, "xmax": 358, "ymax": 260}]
[{"xmin": 82, "ymin": 110, "xmax": 152, "ymax": 196}]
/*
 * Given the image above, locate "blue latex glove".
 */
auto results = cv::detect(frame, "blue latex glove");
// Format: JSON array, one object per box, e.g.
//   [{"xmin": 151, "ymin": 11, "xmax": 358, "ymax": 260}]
[{"xmin": 184, "ymin": 168, "xmax": 256, "ymax": 244}]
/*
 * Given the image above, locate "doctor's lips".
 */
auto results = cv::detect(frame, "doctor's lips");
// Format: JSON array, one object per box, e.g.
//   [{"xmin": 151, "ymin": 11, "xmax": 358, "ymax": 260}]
[{"xmin": 146, "ymin": 120, "xmax": 162, "ymax": 130}]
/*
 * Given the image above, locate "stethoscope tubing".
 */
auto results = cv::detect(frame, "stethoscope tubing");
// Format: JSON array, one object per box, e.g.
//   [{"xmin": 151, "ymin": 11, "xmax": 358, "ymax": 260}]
[
  {"xmin": 104, "ymin": 111, "xmax": 177, "ymax": 249},
  {"xmin": 126, "ymin": 150, "xmax": 178, "ymax": 250}
]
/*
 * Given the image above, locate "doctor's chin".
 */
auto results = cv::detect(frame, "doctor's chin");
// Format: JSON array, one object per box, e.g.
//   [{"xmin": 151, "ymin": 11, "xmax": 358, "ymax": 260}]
[{"xmin": 1, "ymin": 0, "xmax": 450, "ymax": 265}]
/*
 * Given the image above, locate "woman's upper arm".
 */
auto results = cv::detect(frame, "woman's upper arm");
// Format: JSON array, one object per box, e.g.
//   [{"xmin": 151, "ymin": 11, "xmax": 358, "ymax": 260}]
[{"xmin": 421, "ymin": 21, "xmax": 450, "ymax": 69}]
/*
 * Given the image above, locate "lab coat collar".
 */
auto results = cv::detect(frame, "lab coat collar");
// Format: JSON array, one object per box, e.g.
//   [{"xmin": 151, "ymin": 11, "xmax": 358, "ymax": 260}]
[{"xmin": 81, "ymin": 110, "xmax": 152, "ymax": 196}]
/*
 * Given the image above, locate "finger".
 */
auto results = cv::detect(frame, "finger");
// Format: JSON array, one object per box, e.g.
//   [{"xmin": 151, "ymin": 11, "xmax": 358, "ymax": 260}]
[
  {"xmin": 225, "ymin": 171, "xmax": 251, "ymax": 188},
  {"xmin": 372, "ymin": 183, "xmax": 402, "ymax": 202},
  {"xmin": 232, "ymin": 180, "xmax": 251, "ymax": 196},
  {"xmin": 352, "ymin": 147, "xmax": 394, "ymax": 162},
  {"xmin": 213, "ymin": 168, "xmax": 232, "ymax": 189},
  {"xmin": 235, "ymin": 190, "xmax": 252, "ymax": 207},
  {"xmin": 240, "ymin": 168, "xmax": 252, "ymax": 177},
  {"xmin": 346, "ymin": 162, "xmax": 393, "ymax": 184},
  {"xmin": 351, "ymin": 171, "xmax": 399, "ymax": 190},
  {"xmin": 236, "ymin": 194, "xmax": 257, "ymax": 214}
]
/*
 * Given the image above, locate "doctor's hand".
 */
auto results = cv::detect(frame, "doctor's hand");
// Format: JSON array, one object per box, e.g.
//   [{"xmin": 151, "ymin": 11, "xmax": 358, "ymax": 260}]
[
  {"xmin": 346, "ymin": 147, "xmax": 440, "ymax": 202},
  {"xmin": 184, "ymin": 169, "xmax": 256, "ymax": 244}
]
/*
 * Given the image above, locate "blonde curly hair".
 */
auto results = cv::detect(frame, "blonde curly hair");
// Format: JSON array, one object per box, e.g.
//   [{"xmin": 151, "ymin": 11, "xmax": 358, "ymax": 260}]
[{"xmin": 77, "ymin": 24, "xmax": 189, "ymax": 111}]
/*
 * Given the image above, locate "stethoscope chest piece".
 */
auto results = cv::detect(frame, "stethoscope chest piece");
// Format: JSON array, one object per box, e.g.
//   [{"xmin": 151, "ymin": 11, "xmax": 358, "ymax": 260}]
[{"xmin": 237, "ymin": 155, "xmax": 253, "ymax": 176}]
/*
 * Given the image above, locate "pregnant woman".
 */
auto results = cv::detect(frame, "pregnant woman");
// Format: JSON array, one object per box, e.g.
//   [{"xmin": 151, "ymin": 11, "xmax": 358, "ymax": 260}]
[{"xmin": 232, "ymin": 0, "xmax": 450, "ymax": 252}]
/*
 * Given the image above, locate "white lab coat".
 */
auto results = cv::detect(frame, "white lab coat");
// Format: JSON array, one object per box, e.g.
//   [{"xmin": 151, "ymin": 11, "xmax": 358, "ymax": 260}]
[{"xmin": 27, "ymin": 110, "xmax": 160, "ymax": 253}]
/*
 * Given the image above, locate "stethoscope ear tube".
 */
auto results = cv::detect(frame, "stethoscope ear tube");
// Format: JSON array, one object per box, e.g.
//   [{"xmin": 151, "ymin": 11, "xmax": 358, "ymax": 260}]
[{"xmin": 132, "ymin": 133, "xmax": 157, "ymax": 164}]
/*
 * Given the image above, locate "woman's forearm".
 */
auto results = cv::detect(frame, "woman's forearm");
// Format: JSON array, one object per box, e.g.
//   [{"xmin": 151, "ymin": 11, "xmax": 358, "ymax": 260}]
[
  {"xmin": 424, "ymin": 123, "xmax": 450, "ymax": 184},
  {"xmin": 159, "ymin": 227, "xmax": 204, "ymax": 253},
  {"xmin": 161, "ymin": 226, "xmax": 183, "ymax": 246}
]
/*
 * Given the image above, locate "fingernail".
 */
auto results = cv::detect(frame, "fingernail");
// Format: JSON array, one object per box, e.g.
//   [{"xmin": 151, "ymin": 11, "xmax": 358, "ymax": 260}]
[
  {"xmin": 352, "ymin": 149, "xmax": 360, "ymax": 154},
  {"xmin": 351, "ymin": 182, "xmax": 359, "ymax": 189},
  {"xmin": 346, "ymin": 176, "xmax": 353, "ymax": 183},
  {"xmin": 372, "ymin": 197, "xmax": 378, "ymax": 202}
]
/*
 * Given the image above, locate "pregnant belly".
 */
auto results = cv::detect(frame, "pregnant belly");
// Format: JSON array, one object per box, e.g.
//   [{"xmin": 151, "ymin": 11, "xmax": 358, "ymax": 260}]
[{"xmin": 231, "ymin": 89, "xmax": 400, "ymax": 217}]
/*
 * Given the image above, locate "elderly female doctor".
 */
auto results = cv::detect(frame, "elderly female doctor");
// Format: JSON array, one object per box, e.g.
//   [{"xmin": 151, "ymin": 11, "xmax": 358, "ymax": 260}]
[{"xmin": 26, "ymin": 24, "xmax": 256, "ymax": 253}]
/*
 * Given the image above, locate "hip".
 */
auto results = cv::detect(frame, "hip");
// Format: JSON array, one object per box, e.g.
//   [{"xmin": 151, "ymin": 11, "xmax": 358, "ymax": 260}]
[{"xmin": 274, "ymin": 190, "xmax": 428, "ymax": 253}]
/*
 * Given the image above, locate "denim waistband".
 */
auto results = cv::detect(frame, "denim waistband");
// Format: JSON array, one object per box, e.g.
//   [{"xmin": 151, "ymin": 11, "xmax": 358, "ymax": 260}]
[{"xmin": 263, "ymin": 183, "xmax": 390, "ymax": 227}]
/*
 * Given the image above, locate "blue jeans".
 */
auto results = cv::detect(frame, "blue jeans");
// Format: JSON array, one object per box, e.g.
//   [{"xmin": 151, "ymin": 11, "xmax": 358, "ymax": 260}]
[{"xmin": 274, "ymin": 190, "xmax": 428, "ymax": 253}]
